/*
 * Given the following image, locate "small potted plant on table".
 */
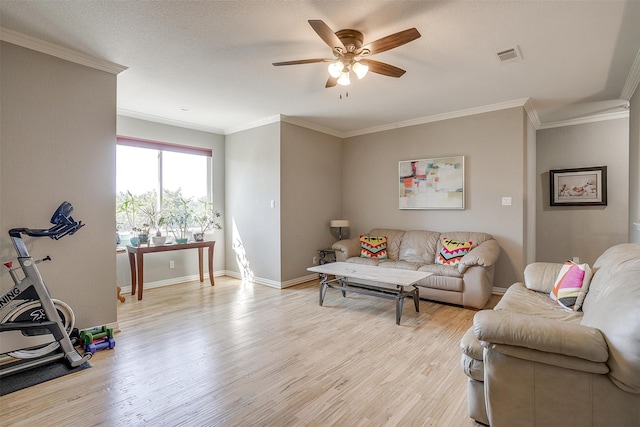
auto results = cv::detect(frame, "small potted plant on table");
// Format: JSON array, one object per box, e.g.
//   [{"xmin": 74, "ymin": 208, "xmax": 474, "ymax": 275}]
[
  {"xmin": 140, "ymin": 202, "xmax": 166, "ymax": 245},
  {"xmin": 164, "ymin": 191, "xmax": 193, "ymax": 244},
  {"xmin": 192, "ymin": 199, "xmax": 222, "ymax": 241},
  {"xmin": 117, "ymin": 190, "xmax": 144, "ymax": 246}
]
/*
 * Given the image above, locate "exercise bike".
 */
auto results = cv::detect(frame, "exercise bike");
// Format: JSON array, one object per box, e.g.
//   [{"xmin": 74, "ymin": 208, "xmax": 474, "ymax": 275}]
[{"xmin": 0, "ymin": 201, "xmax": 92, "ymax": 377}]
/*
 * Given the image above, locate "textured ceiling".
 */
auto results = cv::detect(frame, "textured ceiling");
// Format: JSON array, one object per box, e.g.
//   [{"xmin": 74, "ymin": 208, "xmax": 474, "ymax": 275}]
[{"xmin": 1, "ymin": 0, "xmax": 639, "ymax": 135}]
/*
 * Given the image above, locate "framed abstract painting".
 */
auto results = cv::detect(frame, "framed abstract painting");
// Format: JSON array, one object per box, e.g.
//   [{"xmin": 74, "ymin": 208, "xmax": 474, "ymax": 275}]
[{"xmin": 399, "ymin": 156, "xmax": 465, "ymax": 209}]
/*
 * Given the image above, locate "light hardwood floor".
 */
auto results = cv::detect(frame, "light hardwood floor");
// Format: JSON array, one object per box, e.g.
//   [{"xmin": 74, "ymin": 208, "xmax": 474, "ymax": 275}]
[{"xmin": 1, "ymin": 276, "xmax": 498, "ymax": 426}]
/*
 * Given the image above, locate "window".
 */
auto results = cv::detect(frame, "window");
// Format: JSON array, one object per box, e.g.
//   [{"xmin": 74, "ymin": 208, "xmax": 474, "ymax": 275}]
[{"xmin": 116, "ymin": 136, "xmax": 213, "ymax": 242}]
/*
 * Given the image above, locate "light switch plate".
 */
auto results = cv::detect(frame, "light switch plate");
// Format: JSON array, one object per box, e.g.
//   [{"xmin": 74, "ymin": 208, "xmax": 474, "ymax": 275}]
[{"xmin": 501, "ymin": 197, "xmax": 512, "ymax": 206}]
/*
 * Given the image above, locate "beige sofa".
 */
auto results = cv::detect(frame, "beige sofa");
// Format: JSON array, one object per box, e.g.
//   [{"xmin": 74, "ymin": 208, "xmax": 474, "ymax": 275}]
[
  {"xmin": 331, "ymin": 228, "xmax": 500, "ymax": 309},
  {"xmin": 460, "ymin": 243, "xmax": 640, "ymax": 426}
]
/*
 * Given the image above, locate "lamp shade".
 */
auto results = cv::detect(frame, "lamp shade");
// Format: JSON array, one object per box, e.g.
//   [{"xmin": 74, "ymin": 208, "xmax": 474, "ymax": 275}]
[
  {"xmin": 328, "ymin": 61, "xmax": 344, "ymax": 78},
  {"xmin": 352, "ymin": 61, "xmax": 369, "ymax": 79},
  {"xmin": 337, "ymin": 71, "xmax": 350, "ymax": 86},
  {"xmin": 330, "ymin": 220, "xmax": 350, "ymax": 228}
]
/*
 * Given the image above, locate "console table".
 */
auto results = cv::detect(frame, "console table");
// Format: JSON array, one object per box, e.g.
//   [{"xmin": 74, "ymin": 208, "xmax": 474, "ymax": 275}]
[{"xmin": 126, "ymin": 241, "xmax": 215, "ymax": 300}]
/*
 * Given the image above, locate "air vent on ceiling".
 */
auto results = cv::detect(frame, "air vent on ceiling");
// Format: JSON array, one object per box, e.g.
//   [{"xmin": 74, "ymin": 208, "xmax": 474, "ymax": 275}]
[{"xmin": 496, "ymin": 46, "xmax": 523, "ymax": 63}]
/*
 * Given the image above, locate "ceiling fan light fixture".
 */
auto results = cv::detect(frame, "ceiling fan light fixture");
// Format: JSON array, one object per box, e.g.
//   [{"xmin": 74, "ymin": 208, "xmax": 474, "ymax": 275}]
[
  {"xmin": 352, "ymin": 61, "xmax": 369, "ymax": 79},
  {"xmin": 327, "ymin": 60, "xmax": 344, "ymax": 78},
  {"xmin": 337, "ymin": 71, "xmax": 351, "ymax": 86}
]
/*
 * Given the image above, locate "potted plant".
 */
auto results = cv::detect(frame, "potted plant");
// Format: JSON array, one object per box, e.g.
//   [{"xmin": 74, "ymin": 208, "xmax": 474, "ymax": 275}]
[
  {"xmin": 164, "ymin": 192, "xmax": 194, "ymax": 244},
  {"xmin": 192, "ymin": 199, "xmax": 222, "ymax": 241},
  {"xmin": 117, "ymin": 190, "xmax": 143, "ymax": 246},
  {"xmin": 140, "ymin": 202, "xmax": 166, "ymax": 245}
]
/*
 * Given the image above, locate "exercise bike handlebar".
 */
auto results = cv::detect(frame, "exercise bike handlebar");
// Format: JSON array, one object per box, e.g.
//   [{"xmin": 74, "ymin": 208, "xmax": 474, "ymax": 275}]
[{"xmin": 8, "ymin": 202, "xmax": 84, "ymax": 241}]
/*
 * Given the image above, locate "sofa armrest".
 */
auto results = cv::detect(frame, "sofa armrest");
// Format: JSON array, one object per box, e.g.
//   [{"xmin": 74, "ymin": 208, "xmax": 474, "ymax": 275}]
[
  {"xmin": 332, "ymin": 238, "xmax": 361, "ymax": 261},
  {"xmin": 523, "ymin": 262, "xmax": 563, "ymax": 293},
  {"xmin": 473, "ymin": 310, "xmax": 609, "ymax": 362},
  {"xmin": 458, "ymin": 239, "xmax": 500, "ymax": 273}
]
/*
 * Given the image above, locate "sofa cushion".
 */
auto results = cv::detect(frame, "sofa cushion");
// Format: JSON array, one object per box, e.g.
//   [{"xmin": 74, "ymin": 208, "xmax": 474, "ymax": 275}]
[
  {"xmin": 359, "ymin": 235, "xmax": 388, "ymax": 259},
  {"xmin": 368, "ymin": 228, "xmax": 405, "ymax": 260},
  {"xmin": 495, "ymin": 283, "xmax": 583, "ymax": 323},
  {"xmin": 377, "ymin": 260, "xmax": 421, "ymax": 270},
  {"xmin": 398, "ymin": 230, "xmax": 440, "ymax": 264},
  {"xmin": 417, "ymin": 263, "xmax": 463, "ymax": 278},
  {"xmin": 436, "ymin": 237, "xmax": 473, "ymax": 265},
  {"xmin": 345, "ymin": 257, "xmax": 382, "ymax": 266},
  {"xmin": 550, "ymin": 261, "xmax": 592, "ymax": 311}
]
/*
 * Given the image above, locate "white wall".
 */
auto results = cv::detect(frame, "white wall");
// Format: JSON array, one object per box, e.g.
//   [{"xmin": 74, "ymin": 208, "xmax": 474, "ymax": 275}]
[
  {"xmin": 0, "ymin": 42, "xmax": 117, "ymax": 328},
  {"xmin": 115, "ymin": 116, "xmax": 225, "ymax": 288},
  {"xmin": 536, "ymin": 118, "xmax": 630, "ymax": 264},
  {"xmin": 225, "ymin": 122, "xmax": 281, "ymax": 284},
  {"xmin": 342, "ymin": 107, "xmax": 528, "ymax": 288},
  {"xmin": 280, "ymin": 122, "xmax": 343, "ymax": 283},
  {"xmin": 630, "ymin": 89, "xmax": 640, "ymax": 243}
]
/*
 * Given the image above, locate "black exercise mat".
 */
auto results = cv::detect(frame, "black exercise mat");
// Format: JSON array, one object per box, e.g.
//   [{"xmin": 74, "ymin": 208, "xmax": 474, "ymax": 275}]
[{"xmin": 0, "ymin": 359, "xmax": 91, "ymax": 396}]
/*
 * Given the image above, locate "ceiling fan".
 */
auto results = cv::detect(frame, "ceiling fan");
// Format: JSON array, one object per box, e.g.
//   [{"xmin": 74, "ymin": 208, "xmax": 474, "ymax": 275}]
[{"xmin": 273, "ymin": 20, "xmax": 421, "ymax": 88}]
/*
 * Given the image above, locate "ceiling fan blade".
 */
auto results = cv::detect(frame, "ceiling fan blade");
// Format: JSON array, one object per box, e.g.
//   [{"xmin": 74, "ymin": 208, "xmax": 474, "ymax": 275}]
[
  {"xmin": 360, "ymin": 28, "xmax": 421, "ymax": 55},
  {"xmin": 308, "ymin": 20, "xmax": 345, "ymax": 53},
  {"xmin": 362, "ymin": 60, "xmax": 406, "ymax": 78},
  {"xmin": 273, "ymin": 58, "xmax": 330, "ymax": 66},
  {"xmin": 325, "ymin": 76, "xmax": 338, "ymax": 88}
]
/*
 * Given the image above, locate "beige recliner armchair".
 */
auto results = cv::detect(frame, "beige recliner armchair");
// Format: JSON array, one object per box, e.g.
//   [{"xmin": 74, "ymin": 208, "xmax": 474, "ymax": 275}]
[{"xmin": 460, "ymin": 243, "xmax": 640, "ymax": 426}]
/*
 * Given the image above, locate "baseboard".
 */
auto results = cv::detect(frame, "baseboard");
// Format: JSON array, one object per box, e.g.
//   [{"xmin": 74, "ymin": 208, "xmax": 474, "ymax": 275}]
[
  {"xmin": 118, "ymin": 270, "xmax": 226, "ymax": 294},
  {"xmin": 223, "ymin": 271, "xmax": 317, "ymax": 289},
  {"xmin": 492, "ymin": 287, "xmax": 507, "ymax": 295}
]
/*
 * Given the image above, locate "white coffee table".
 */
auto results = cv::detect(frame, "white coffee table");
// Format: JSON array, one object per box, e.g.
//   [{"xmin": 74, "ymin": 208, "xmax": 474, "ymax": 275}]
[{"xmin": 307, "ymin": 262, "xmax": 432, "ymax": 325}]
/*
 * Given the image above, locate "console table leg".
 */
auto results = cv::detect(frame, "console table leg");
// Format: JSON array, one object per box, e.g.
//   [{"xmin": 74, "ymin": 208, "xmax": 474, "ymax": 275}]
[
  {"xmin": 137, "ymin": 253, "xmax": 144, "ymax": 300},
  {"xmin": 198, "ymin": 248, "xmax": 204, "ymax": 282},
  {"xmin": 128, "ymin": 251, "xmax": 137, "ymax": 296},
  {"xmin": 208, "ymin": 245, "xmax": 215, "ymax": 286}
]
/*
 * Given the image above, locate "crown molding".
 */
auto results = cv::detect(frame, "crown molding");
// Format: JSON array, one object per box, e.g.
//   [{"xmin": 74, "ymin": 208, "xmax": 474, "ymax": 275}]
[
  {"xmin": 0, "ymin": 27, "xmax": 127, "ymax": 75},
  {"xmin": 523, "ymin": 98, "xmax": 541, "ymax": 128},
  {"xmin": 118, "ymin": 108, "xmax": 225, "ymax": 135},
  {"xmin": 537, "ymin": 110, "xmax": 629, "ymax": 130},
  {"xmin": 225, "ymin": 115, "xmax": 282, "ymax": 135},
  {"xmin": 342, "ymin": 98, "xmax": 531, "ymax": 138},
  {"xmin": 280, "ymin": 115, "xmax": 345, "ymax": 138},
  {"xmin": 621, "ymin": 47, "xmax": 640, "ymax": 100}
]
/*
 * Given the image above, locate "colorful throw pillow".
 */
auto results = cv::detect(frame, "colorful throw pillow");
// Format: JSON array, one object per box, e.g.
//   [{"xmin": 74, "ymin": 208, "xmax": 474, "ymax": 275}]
[
  {"xmin": 436, "ymin": 237, "xmax": 473, "ymax": 265},
  {"xmin": 550, "ymin": 261, "xmax": 593, "ymax": 311},
  {"xmin": 360, "ymin": 235, "xmax": 388, "ymax": 259}
]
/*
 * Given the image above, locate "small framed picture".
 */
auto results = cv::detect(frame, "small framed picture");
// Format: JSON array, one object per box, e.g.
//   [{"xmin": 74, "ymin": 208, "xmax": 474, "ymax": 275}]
[{"xmin": 550, "ymin": 166, "xmax": 607, "ymax": 206}]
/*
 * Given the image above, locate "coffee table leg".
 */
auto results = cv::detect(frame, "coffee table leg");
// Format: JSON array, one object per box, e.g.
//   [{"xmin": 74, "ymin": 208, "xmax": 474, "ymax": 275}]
[
  {"xmin": 413, "ymin": 286, "xmax": 420, "ymax": 312},
  {"xmin": 319, "ymin": 275, "xmax": 328, "ymax": 306},
  {"xmin": 396, "ymin": 294, "xmax": 405, "ymax": 325}
]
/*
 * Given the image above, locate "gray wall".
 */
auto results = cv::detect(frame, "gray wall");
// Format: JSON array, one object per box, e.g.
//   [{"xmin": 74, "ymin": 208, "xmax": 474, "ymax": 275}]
[
  {"xmin": 342, "ymin": 107, "xmax": 528, "ymax": 288},
  {"xmin": 630, "ymin": 89, "xmax": 640, "ymax": 243},
  {"xmin": 0, "ymin": 42, "xmax": 117, "ymax": 328},
  {"xmin": 225, "ymin": 122, "xmax": 281, "ymax": 284},
  {"xmin": 280, "ymin": 122, "xmax": 343, "ymax": 283},
  {"xmin": 115, "ymin": 116, "xmax": 225, "ymax": 289},
  {"xmin": 536, "ymin": 118, "xmax": 630, "ymax": 265}
]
